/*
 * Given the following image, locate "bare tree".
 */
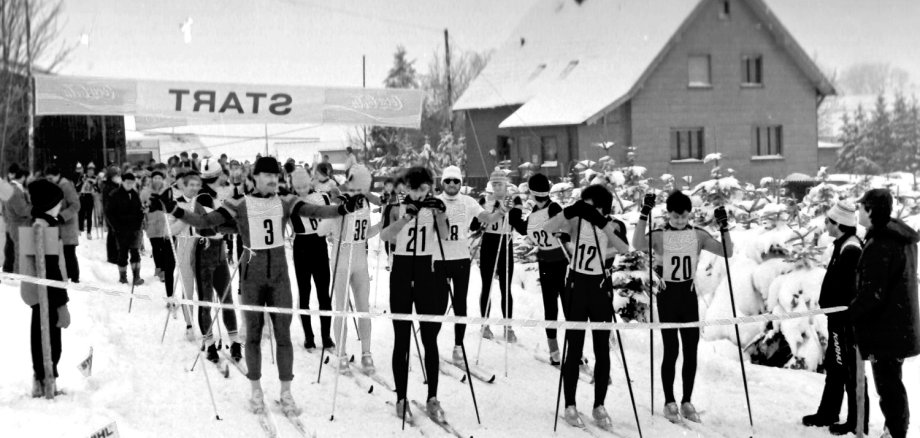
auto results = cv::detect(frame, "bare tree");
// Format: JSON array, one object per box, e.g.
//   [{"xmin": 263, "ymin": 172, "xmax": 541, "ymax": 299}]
[{"xmin": 0, "ymin": 0, "xmax": 72, "ymax": 171}]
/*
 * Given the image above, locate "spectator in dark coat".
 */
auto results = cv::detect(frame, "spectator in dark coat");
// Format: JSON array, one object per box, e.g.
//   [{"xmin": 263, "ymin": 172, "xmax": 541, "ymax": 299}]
[
  {"xmin": 101, "ymin": 166, "xmax": 121, "ymax": 264},
  {"xmin": 803, "ymin": 201, "xmax": 868, "ymax": 434},
  {"xmin": 851, "ymin": 188, "xmax": 920, "ymax": 438},
  {"xmin": 46, "ymin": 166, "xmax": 81, "ymax": 283},
  {"xmin": 105, "ymin": 173, "xmax": 145, "ymax": 285}
]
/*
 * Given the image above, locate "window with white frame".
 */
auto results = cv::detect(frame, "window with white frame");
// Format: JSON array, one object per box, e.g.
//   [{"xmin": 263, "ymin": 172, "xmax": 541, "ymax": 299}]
[
  {"xmin": 688, "ymin": 55, "xmax": 711, "ymax": 87},
  {"xmin": 671, "ymin": 128, "xmax": 705, "ymax": 160},
  {"xmin": 752, "ymin": 125, "xmax": 783, "ymax": 157}
]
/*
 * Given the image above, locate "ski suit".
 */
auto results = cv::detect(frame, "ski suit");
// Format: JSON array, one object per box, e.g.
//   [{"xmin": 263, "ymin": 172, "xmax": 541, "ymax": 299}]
[
  {"xmin": 435, "ymin": 192, "xmax": 483, "ymax": 345},
  {"xmin": 169, "ymin": 192, "xmax": 198, "ymax": 327},
  {"xmin": 290, "ymin": 192, "xmax": 333, "ymax": 346},
  {"xmin": 191, "ymin": 185, "xmax": 238, "ymax": 345},
  {"xmin": 476, "ymin": 197, "xmax": 518, "ymax": 319},
  {"xmin": 171, "ymin": 193, "xmax": 344, "ymax": 382}
]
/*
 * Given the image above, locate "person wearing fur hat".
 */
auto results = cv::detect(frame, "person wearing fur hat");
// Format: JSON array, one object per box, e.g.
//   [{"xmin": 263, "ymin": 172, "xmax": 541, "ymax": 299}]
[
  {"xmin": 105, "ymin": 173, "xmax": 145, "ymax": 285},
  {"xmin": 436, "ymin": 166, "xmax": 503, "ymax": 363},
  {"xmin": 507, "ymin": 173, "xmax": 570, "ymax": 364},
  {"xmin": 472, "ymin": 168, "xmax": 522, "ymax": 342},
  {"xmin": 45, "ymin": 166, "xmax": 81, "ymax": 283},
  {"xmin": 153, "ymin": 156, "xmax": 363, "ymax": 417},
  {"xmin": 289, "ymin": 167, "xmax": 335, "ymax": 351},
  {"xmin": 320, "ymin": 164, "xmax": 381, "ymax": 373},
  {"xmin": 803, "ymin": 201, "xmax": 868, "ymax": 434},
  {"xmin": 19, "ymin": 179, "xmax": 71, "ymax": 397}
]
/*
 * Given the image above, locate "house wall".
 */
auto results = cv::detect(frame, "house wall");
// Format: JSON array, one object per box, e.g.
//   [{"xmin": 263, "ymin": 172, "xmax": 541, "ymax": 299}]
[
  {"xmin": 630, "ymin": 0, "xmax": 820, "ymax": 184},
  {"xmin": 817, "ymin": 146, "xmax": 840, "ymax": 172},
  {"xmin": 460, "ymin": 106, "xmax": 518, "ymax": 181},
  {"xmin": 576, "ymin": 102, "xmax": 632, "ymax": 166},
  {"xmin": 507, "ymin": 125, "xmax": 572, "ymax": 181}
]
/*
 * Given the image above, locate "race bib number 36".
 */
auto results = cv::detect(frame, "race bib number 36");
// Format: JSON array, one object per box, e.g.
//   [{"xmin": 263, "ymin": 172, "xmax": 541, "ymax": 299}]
[{"xmin": 246, "ymin": 196, "xmax": 284, "ymax": 250}]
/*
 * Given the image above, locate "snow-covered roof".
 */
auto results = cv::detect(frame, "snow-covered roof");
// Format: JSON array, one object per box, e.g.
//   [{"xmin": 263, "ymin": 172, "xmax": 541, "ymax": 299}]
[{"xmin": 454, "ymin": 0, "xmax": 836, "ymax": 129}]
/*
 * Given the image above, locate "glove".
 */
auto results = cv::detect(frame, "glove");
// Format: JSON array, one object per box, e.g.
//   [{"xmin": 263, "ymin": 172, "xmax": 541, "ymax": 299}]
[
  {"xmin": 714, "ymin": 206, "xmax": 729, "ymax": 231},
  {"xmin": 337, "ymin": 194, "xmax": 364, "ymax": 214},
  {"xmin": 640, "ymin": 193, "xmax": 656, "ymax": 217},
  {"xmin": 402, "ymin": 196, "xmax": 420, "ymax": 218},
  {"xmin": 148, "ymin": 193, "xmax": 163, "ymax": 212},
  {"xmin": 581, "ymin": 205, "xmax": 611, "ymax": 229},
  {"xmin": 155, "ymin": 192, "xmax": 177, "ymax": 213},
  {"xmin": 513, "ymin": 196, "xmax": 523, "ymax": 207},
  {"xmin": 563, "ymin": 200, "xmax": 590, "ymax": 219},
  {"xmin": 56, "ymin": 305, "xmax": 71, "ymax": 329},
  {"xmin": 421, "ymin": 197, "xmax": 446, "ymax": 213}
]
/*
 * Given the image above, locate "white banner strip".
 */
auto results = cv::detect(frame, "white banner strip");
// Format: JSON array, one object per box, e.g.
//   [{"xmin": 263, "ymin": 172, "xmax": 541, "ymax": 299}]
[
  {"xmin": 0, "ymin": 272, "xmax": 844, "ymax": 331},
  {"xmin": 34, "ymin": 74, "xmax": 424, "ymax": 129}
]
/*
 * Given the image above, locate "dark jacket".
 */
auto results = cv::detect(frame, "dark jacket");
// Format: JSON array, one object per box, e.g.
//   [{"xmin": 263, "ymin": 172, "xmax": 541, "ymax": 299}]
[
  {"xmin": 56, "ymin": 177, "xmax": 81, "ymax": 245},
  {"xmin": 851, "ymin": 218, "xmax": 920, "ymax": 359},
  {"xmin": 105, "ymin": 186, "xmax": 144, "ymax": 237},
  {"xmin": 820, "ymin": 233, "xmax": 862, "ymax": 323}
]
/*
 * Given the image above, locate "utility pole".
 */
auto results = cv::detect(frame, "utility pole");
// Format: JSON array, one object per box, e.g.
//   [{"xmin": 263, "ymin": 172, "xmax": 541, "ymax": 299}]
[
  {"xmin": 444, "ymin": 29, "xmax": 453, "ymax": 134},
  {"xmin": 264, "ymin": 124, "xmax": 269, "ymax": 157},
  {"xmin": 363, "ymin": 55, "xmax": 368, "ymax": 163},
  {"xmin": 26, "ymin": 0, "xmax": 35, "ymax": 173}
]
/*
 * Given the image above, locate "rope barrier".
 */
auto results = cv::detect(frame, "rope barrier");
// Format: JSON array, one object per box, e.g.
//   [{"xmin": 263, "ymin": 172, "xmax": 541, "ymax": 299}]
[{"xmin": 0, "ymin": 272, "xmax": 846, "ymax": 331}]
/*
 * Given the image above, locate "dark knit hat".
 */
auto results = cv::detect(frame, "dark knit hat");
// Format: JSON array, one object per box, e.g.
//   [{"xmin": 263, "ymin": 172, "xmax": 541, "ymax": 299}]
[
  {"xmin": 29, "ymin": 179, "xmax": 64, "ymax": 216},
  {"xmin": 122, "ymin": 172, "xmax": 136, "ymax": 181},
  {"xmin": 151, "ymin": 170, "xmax": 165, "ymax": 179},
  {"xmin": 528, "ymin": 173, "xmax": 551, "ymax": 197},
  {"xmin": 253, "ymin": 156, "xmax": 281, "ymax": 175}
]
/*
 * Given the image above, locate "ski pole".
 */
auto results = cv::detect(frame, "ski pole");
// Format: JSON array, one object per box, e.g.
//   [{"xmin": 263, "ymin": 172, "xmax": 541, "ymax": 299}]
[
  {"xmin": 554, "ymin": 218, "xmax": 582, "ymax": 432},
  {"xmin": 267, "ymin": 313, "xmax": 276, "ymax": 365},
  {"xmin": 198, "ymin": 349, "xmax": 222, "ymax": 421},
  {"xmin": 402, "ymin": 213, "xmax": 422, "ymax": 431},
  {"xmin": 591, "ymin": 226, "xmax": 642, "ymax": 438},
  {"xmin": 718, "ymin": 225, "xmax": 754, "ymax": 436},
  {"xmin": 647, "ymin": 200, "xmax": 655, "ymax": 417},
  {"xmin": 433, "ymin": 219, "xmax": 481, "ymax": 424},
  {"xmin": 475, "ymin": 211, "xmax": 507, "ymax": 365},
  {"xmin": 188, "ymin": 249, "xmax": 244, "ymax": 372},
  {"xmin": 504, "ymin": 226, "xmax": 511, "ymax": 378},
  {"xmin": 330, "ymin": 239, "xmax": 356, "ymax": 421},
  {"xmin": 317, "ymin": 217, "xmax": 348, "ymax": 384},
  {"xmin": 411, "ymin": 322, "xmax": 428, "ymax": 383}
]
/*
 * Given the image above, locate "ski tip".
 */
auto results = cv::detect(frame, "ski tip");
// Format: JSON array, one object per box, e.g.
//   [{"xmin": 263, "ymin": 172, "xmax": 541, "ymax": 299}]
[
  {"xmin": 460, "ymin": 375, "xmax": 467, "ymax": 383},
  {"xmin": 368, "ymin": 385, "xmax": 374, "ymax": 394},
  {"xmin": 487, "ymin": 375, "xmax": 496, "ymax": 383},
  {"xmin": 324, "ymin": 356, "xmax": 330, "ymax": 364},
  {"xmin": 215, "ymin": 415, "xmax": 222, "ymax": 421},
  {"xmin": 329, "ymin": 415, "xmax": 335, "ymax": 422}
]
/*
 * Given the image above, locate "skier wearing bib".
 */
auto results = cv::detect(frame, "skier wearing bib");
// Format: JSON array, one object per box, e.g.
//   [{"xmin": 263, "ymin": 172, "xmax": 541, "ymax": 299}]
[
  {"xmin": 544, "ymin": 184, "xmax": 630, "ymax": 429},
  {"xmin": 193, "ymin": 158, "xmax": 243, "ymax": 364},
  {"xmin": 633, "ymin": 190, "xmax": 733, "ymax": 424},
  {"xmin": 436, "ymin": 166, "xmax": 503, "ymax": 363},
  {"xmin": 169, "ymin": 172, "xmax": 202, "ymax": 341},
  {"xmin": 380, "ymin": 166, "xmax": 450, "ymax": 422},
  {"xmin": 322, "ymin": 165, "xmax": 380, "ymax": 373},
  {"xmin": 508, "ymin": 173, "xmax": 569, "ymax": 364},
  {"xmin": 153, "ymin": 156, "xmax": 362, "ymax": 416},
  {"xmin": 289, "ymin": 167, "xmax": 335, "ymax": 351},
  {"xmin": 475, "ymin": 169, "xmax": 521, "ymax": 342}
]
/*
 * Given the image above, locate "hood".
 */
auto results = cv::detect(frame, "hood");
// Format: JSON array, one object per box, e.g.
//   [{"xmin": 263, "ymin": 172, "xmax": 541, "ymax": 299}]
[{"xmin": 876, "ymin": 218, "xmax": 920, "ymax": 245}]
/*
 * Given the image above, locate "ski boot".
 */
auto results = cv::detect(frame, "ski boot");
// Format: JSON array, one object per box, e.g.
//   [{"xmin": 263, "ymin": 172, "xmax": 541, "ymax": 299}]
[
  {"xmin": 185, "ymin": 325, "xmax": 196, "ymax": 342},
  {"xmin": 361, "ymin": 352, "xmax": 375, "ymax": 374},
  {"xmin": 828, "ymin": 422, "xmax": 867, "ymax": 436},
  {"xmin": 592, "ymin": 406, "xmax": 613, "ymax": 429},
  {"xmin": 206, "ymin": 343, "xmax": 220, "ymax": 364},
  {"xmin": 337, "ymin": 355, "xmax": 351, "ymax": 373},
  {"xmin": 504, "ymin": 327, "xmax": 518, "ymax": 343},
  {"xmin": 249, "ymin": 388, "xmax": 266, "ymax": 414},
  {"xmin": 426, "ymin": 397, "xmax": 447, "ymax": 424},
  {"xmin": 563, "ymin": 406, "xmax": 585, "ymax": 428},
  {"xmin": 279, "ymin": 390, "xmax": 302, "ymax": 417},
  {"xmin": 548, "ymin": 338, "xmax": 561, "ymax": 365},
  {"xmin": 303, "ymin": 338, "xmax": 316, "ymax": 351},
  {"xmin": 118, "ymin": 267, "xmax": 128, "ymax": 284},
  {"xmin": 664, "ymin": 402, "xmax": 683, "ymax": 424},
  {"xmin": 31, "ymin": 379, "xmax": 43, "ymax": 398},
  {"xmin": 452, "ymin": 346, "xmax": 464, "ymax": 365},
  {"xmin": 680, "ymin": 402, "xmax": 701, "ymax": 423},
  {"xmin": 322, "ymin": 337, "xmax": 336, "ymax": 352},
  {"xmin": 131, "ymin": 263, "xmax": 144, "ymax": 286},
  {"xmin": 802, "ymin": 412, "xmax": 838, "ymax": 427},
  {"xmin": 481, "ymin": 325, "xmax": 493, "ymax": 340},
  {"xmin": 394, "ymin": 398, "xmax": 413, "ymax": 419},
  {"xmin": 230, "ymin": 342, "xmax": 243, "ymax": 362}
]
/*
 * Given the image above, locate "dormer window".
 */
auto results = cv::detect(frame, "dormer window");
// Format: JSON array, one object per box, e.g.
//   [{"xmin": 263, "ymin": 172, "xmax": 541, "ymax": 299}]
[
  {"xmin": 559, "ymin": 60, "xmax": 579, "ymax": 79},
  {"xmin": 528, "ymin": 64, "xmax": 547, "ymax": 81},
  {"xmin": 720, "ymin": 0, "xmax": 730, "ymax": 19}
]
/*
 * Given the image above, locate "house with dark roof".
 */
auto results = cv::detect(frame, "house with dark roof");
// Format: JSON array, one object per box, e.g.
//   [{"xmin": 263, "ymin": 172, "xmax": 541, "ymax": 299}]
[{"xmin": 453, "ymin": 0, "xmax": 836, "ymax": 184}]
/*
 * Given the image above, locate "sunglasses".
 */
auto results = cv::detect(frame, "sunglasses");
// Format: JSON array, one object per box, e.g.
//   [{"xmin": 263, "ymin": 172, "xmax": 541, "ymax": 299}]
[{"xmin": 443, "ymin": 178, "xmax": 461, "ymax": 185}]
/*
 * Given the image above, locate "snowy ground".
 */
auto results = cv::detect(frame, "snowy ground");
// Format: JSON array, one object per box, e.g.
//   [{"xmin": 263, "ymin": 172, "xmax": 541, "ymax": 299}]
[{"xmin": 1, "ymin": 232, "xmax": 918, "ymax": 437}]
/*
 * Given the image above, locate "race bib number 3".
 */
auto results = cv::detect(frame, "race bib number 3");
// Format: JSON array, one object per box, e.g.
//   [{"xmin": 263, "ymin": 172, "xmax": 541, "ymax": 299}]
[{"xmin": 246, "ymin": 196, "xmax": 284, "ymax": 250}]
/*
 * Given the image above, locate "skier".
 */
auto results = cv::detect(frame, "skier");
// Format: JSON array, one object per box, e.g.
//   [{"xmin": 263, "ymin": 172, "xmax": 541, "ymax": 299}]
[
  {"xmin": 169, "ymin": 172, "xmax": 203, "ymax": 340},
  {"xmin": 475, "ymin": 169, "xmax": 520, "ymax": 342},
  {"xmin": 289, "ymin": 167, "xmax": 335, "ymax": 351},
  {"xmin": 153, "ymin": 156, "xmax": 361, "ymax": 416},
  {"xmin": 105, "ymin": 173, "xmax": 145, "ymax": 286},
  {"xmin": 322, "ymin": 165, "xmax": 379, "ymax": 373},
  {"xmin": 508, "ymin": 173, "xmax": 569, "ymax": 364},
  {"xmin": 435, "ymin": 166, "xmax": 503, "ymax": 363},
  {"xmin": 803, "ymin": 200, "xmax": 868, "ymax": 434},
  {"xmin": 193, "ymin": 159, "xmax": 243, "ymax": 364},
  {"xmin": 544, "ymin": 184, "xmax": 630, "ymax": 429},
  {"xmin": 380, "ymin": 166, "xmax": 450, "ymax": 421},
  {"xmin": 632, "ymin": 190, "xmax": 733, "ymax": 424}
]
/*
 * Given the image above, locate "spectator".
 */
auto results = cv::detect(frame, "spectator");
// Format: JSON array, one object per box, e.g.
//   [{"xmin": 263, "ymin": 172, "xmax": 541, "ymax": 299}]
[
  {"xmin": 105, "ymin": 173, "xmax": 145, "ymax": 285},
  {"xmin": 45, "ymin": 166, "xmax": 81, "ymax": 283},
  {"xmin": 312, "ymin": 162, "xmax": 337, "ymax": 194},
  {"xmin": 19, "ymin": 179, "xmax": 70, "ymax": 397},
  {"xmin": 851, "ymin": 188, "xmax": 920, "ymax": 438},
  {"xmin": 803, "ymin": 201, "xmax": 868, "ymax": 434},
  {"xmin": 344, "ymin": 147, "xmax": 357, "ymax": 172},
  {"xmin": 101, "ymin": 166, "xmax": 122, "ymax": 265},
  {"xmin": 77, "ymin": 164, "xmax": 98, "ymax": 239},
  {"xmin": 3, "ymin": 164, "xmax": 31, "ymax": 273}
]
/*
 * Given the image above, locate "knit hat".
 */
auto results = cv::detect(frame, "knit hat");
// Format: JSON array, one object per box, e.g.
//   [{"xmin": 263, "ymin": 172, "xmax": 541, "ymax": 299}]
[
  {"xmin": 122, "ymin": 172, "xmax": 136, "ymax": 181},
  {"xmin": 441, "ymin": 165, "xmax": 462, "ymax": 183},
  {"xmin": 489, "ymin": 168, "xmax": 509, "ymax": 184},
  {"xmin": 826, "ymin": 200, "xmax": 856, "ymax": 227},
  {"xmin": 253, "ymin": 156, "xmax": 281, "ymax": 175},
  {"xmin": 86, "ymin": 162, "xmax": 96, "ymax": 170},
  {"xmin": 75, "ymin": 162, "xmax": 83, "ymax": 171},
  {"xmin": 346, "ymin": 165, "xmax": 372, "ymax": 193},
  {"xmin": 29, "ymin": 179, "xmax": 63, "ymax": 216},
  {"xmin": 528, "ymin": 173, "xmax": 550, "ymax": 197},
  {"xmin": 151, "ymin": 170, "xmax": 165, "ymax": 180},
  {"xmin": 199, "ymin": 157, "xmax": 222, "ymax": 179}
]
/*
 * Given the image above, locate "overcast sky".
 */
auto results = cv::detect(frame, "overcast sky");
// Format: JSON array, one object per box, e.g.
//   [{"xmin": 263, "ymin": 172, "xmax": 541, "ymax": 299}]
[{"xmin": 44, "ymin": 0, "xmax": 920, "ymax": 160}]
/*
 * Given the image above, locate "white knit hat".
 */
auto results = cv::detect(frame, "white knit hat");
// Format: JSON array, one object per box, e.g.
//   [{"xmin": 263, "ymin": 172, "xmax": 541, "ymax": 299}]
[
  {"xmin": 441, "ymin": 165, "xmax": 462, "ymax": 183},
  {"xmin": 827, "ymin": 200, "xmax": 857, "ymax": 227}
]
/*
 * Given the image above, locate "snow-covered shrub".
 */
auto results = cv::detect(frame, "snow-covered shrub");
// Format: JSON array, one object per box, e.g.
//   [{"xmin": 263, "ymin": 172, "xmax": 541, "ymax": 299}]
[{"xmin": 609, "ymin": 250, "xmax": 663, "ymax": 322}]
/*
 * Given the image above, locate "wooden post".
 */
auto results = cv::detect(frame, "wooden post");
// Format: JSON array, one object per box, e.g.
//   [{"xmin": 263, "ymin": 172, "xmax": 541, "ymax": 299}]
[
  {"xmin": 444, "ymin": 29, "xmax": 453, "ymax": 134},
  {"xmin": 855, "ymin": 344, "xmax": 866, "ymax": 438},
  {"xmin": 33, "ymin": 220, "xmax": 55, "ymax": 399}
]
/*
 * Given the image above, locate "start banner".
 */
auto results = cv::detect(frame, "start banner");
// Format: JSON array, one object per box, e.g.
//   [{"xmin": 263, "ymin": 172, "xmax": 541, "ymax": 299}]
[{"xmin": 34, "ymin": 74, "xmax": 424, "ymax": 129}]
